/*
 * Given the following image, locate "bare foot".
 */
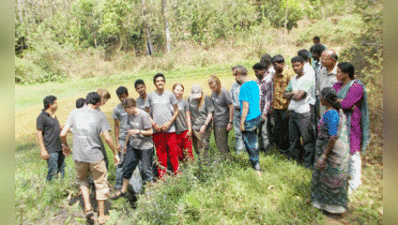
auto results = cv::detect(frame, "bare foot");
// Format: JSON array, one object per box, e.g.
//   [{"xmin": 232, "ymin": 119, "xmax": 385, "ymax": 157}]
[{"xmin": 98, "ymin": 215, "xmax": 110, "ymax": 225}]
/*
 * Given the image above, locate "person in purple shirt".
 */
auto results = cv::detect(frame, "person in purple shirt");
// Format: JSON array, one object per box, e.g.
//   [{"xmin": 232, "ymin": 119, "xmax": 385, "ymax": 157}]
[{"xmin": 333, "ymin": 62, "xmax": 370, "ymax": 194}]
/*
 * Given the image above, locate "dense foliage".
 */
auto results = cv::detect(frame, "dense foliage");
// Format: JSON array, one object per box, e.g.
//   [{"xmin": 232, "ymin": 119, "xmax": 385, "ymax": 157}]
[{"xmin": 15, "ymin": 0, "xmax": 332, "ymax": 83}]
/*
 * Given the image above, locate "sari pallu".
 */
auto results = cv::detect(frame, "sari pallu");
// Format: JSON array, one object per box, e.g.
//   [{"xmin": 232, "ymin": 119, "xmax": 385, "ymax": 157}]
[
  {"xmin": 335, "ymin": 79, "xmax": 370, "ymax": 153},
  {"xmin": 311, "ymin": 109, "xmax": 350, "ymax": 214}
]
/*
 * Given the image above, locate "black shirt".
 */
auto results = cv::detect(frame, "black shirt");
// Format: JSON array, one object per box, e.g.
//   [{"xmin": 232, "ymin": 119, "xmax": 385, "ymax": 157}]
[{"xmin": 36, "ymin": 110, "xmax": 62, "ymax": 152}]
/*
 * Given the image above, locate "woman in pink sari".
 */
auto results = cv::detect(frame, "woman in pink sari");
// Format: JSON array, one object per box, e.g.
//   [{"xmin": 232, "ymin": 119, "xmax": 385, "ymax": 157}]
[{"xmin": 333, "ymin": 62, "xmax": 370, "ymax": 194}]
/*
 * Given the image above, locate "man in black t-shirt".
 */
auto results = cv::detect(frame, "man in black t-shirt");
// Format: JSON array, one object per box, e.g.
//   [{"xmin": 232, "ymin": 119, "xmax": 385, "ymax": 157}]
[{"xmin": 36, "ymin": 95, "xmax": 66, "ymax": 182}]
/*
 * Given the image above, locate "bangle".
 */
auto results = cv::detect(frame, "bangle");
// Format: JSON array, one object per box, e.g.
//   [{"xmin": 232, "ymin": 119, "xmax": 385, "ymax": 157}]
[
  {"xmin": 228, "ymin": 121, "xmax": 233, "ymax": 124},
  {"xmin": 153, "ymin": 123, "xmax": 157, "ymax": 127}
]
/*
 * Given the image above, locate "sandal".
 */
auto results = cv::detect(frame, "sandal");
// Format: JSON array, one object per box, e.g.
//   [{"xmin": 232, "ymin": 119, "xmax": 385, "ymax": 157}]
[
  {"xmin": 110, "ymin": 190, "xmax": 127, "ymax": 200},
  {"xmin": 85, "ymin": 209, "xmax": 94, "ymax": 223}
]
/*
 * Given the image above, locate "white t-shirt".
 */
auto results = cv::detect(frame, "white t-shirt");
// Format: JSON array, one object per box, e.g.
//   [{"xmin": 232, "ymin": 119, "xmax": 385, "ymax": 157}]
[
  {"xmin": 286, "ymin": 73, "xmax": 314, "ymax": 114},
  {"xmin": 304, "ymin": 62, "xmax": 316, "ymax": 105}
]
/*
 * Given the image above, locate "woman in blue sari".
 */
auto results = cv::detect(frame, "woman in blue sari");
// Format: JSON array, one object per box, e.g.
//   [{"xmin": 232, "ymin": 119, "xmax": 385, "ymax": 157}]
[{"xmin": 311, "ymin": 87, "xmax": 350, "ymax": 214}]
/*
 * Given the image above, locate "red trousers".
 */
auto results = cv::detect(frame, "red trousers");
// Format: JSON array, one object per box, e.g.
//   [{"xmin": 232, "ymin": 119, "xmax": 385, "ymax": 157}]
[
  {"xmin": 152, "ymin": 132, "xmax": 179, "ymax": 178},
  {"xmin": 176, "ymin": 130, "xmax": 194, "ymax": 162}
]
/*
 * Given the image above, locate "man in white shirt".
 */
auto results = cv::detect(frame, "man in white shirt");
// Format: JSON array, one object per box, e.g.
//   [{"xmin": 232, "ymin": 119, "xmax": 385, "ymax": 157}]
[
  {"xmin": 316, "ymin": 49, "xmax": 339, "ymax": 118},
  {"xmin": 298, "ymin": 49, "xmax": 317, "ymax": 136},
  {"xmin": 283, "ymin": 56, "xmax": 316, "ymax": 169}
]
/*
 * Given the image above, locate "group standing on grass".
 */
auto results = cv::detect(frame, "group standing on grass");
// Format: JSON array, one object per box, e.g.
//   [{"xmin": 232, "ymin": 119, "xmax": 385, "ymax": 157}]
[{"xmin": 36, "ymin": 36, "xmax": 370, "ymax": 223}]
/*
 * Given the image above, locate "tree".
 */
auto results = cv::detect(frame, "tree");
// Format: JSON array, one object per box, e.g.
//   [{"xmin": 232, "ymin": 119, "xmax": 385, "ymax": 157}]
[{"xmin": 161, "ymin": 0, "xmax": 171, "ymax": 52}]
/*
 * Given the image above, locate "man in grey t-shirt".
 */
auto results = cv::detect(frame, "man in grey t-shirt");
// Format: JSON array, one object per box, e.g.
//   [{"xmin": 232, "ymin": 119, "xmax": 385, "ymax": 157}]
[
  {"xmin": 230, "ymin": 81, "xmax": 246, "ymax": 155},
  {"xmin": 111, "ymin": 98, "xmax": 154, "ymax": 199},
  {"xmin": 60, "ymin": 92, "xmax": 120, "ymax": 224},
  {"xmin": 112, "ymin": 86, "xmax": 130, "ymax": 190},
  {"xmin": 135, "ymin": 79, "xmax": 149, "ymax": 110},
  {"xmin": 145, "ymin": 73, "xmax": 180, "ymax": 178}
]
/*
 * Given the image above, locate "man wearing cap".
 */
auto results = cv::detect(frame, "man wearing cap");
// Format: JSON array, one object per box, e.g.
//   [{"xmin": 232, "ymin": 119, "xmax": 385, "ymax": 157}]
[
  {"xmin": 36, "ymin": 95, "xmax": 66, "ymax": 182},
  {"xmin": 145, "ymin": 73, "xmax": 180, "ymax": 178},
  {"xmin": 233, "ymin": 65, "xmax": 262, "ymax": 175},
  {"xmin": 60, "ymin": 92, "xmax": 120, "ymax": 224}
]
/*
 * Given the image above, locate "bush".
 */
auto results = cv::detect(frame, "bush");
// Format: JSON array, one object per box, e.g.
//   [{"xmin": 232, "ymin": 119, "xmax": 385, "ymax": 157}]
[{"xmin": 15, "ymin": 56, "xmax": 44, "ymax": 84}]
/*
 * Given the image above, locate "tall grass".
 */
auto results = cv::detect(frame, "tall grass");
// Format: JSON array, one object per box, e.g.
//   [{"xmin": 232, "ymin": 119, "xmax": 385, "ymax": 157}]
[{"xmin": 15, "ymin": 134, "xmax": 382, "ymax": 224}]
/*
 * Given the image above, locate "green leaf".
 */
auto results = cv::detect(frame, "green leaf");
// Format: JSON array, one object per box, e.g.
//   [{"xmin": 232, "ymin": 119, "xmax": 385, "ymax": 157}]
[{"xmin": 186, "ymin": 196, "xmax": 200, "ymax": 208}]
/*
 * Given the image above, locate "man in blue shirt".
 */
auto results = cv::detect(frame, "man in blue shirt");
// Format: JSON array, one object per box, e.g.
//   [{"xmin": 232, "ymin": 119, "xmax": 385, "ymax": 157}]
[{"xmin": 233, "ymin": 65, "xmax": 262, "ymax": 175}]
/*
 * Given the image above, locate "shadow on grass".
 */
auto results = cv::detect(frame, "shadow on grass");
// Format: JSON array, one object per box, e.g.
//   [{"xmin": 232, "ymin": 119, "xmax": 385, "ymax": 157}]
[{"xmin": 15, "ymin": 142, "xmax": 38, "ymax": 152}]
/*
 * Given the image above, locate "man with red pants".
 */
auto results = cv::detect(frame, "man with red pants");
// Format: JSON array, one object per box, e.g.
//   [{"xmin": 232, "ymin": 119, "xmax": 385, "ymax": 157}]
[{"xmin": 145, "ymin": 73, "xmax": 180, "ymax": 178}]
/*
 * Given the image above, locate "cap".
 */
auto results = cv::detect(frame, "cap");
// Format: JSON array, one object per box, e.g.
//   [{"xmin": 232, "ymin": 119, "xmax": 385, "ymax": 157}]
[{"xmin": 190, "ymin": 84, "xmax": 202, "ymax": 99}]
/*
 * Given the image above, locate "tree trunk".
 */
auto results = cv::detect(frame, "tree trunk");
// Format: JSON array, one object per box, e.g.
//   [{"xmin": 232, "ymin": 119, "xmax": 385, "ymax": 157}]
[
  {"xmin": 162, "ymin": 0, "xmax": 171, "ymax": 53},
  {"xmin": 142, "ymin": 0, "xmax": 154, "ymax": 56},
  {"xmin": 285, "ymin": 0, "xmax": 288, "ymax": 37}
]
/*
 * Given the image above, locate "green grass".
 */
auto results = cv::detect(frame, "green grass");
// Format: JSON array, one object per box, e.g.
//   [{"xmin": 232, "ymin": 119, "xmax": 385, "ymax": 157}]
[
  {"xmin": 15, "ymin": 59, "xmax": 257, "ymax": 111},
  {"xmin": 15, "ymin": 130, "xmax": 383, "ymax": 224},
  {"xmin": 15, "ymin": 14, "xmax": 383, "ymax": 222}
]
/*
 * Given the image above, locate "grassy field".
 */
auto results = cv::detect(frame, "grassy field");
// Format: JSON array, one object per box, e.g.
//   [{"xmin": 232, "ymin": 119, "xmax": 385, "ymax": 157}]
[{"xmin": 15, "ymin": 64, "xmax": 382, "ymax": 224}]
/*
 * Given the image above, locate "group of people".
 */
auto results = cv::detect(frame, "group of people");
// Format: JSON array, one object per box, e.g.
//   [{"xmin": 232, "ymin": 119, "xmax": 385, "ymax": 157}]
[{"xmin": 35, "ymin": 36, "xmax": 370, "ymax": 223}]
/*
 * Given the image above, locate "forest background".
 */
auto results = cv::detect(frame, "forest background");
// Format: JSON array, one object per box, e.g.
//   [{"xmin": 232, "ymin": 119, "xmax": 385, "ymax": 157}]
[{"xmin": 15, "ymin": 0, "xmax": 382, "ymax": 224}]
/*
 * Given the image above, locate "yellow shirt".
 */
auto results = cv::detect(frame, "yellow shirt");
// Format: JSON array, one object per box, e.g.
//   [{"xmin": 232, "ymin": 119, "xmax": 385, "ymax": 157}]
[{"xmin": 272, "ymin": 70, "xmax": 295, "ymax": 110}]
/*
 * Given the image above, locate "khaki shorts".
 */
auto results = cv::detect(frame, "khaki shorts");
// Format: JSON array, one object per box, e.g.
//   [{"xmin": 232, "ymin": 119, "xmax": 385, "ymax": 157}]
[{"xmin": 75, "ymin": 160, "xmax": 109, "ymax": 201}]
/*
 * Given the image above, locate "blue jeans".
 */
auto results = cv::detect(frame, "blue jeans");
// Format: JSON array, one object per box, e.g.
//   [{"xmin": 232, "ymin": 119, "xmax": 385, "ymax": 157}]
[
  {"xmin": 46, "ymin": 151, "xmax": 65, "ymax": 182},
  {"xmin": 122, "ymin": 146, "xmax": 153, "ymax": 184},
  {"xmin": 242, "ymin": 115, "xmax": 261, "ymax": 170}
]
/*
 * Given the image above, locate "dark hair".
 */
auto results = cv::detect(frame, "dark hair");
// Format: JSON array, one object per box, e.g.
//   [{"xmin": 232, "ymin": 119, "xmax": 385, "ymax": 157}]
[
  {"xmin": 320, "ymin": 87, "xmax": 340, "ymax": 109},
  {"xmin": 76, "ymin": 98, "xmax": 85, "ymax": 108},
  {"xmin": 260, "ymin": 54, "xmax": 272, "ymax": 67},
  {"xmin": 313, "ymin": 36, "xmax": 320, "ymax": 42},
  {"xmin": 310, "ymin": 43, "xmax": 326, "ymax": 55},
  {"xmin": 122, "ymin": 98, "xmax": 137, "ymax": 108},
  {"xmin": 134, "ymin": 79, "xmax": 145, "ymax": 89},
  {"xmin": 252, "ymin": 62, "xmax": 266, "ymax": 70},
  {"xmin": 116, "ymin": 86, "xmax": 128, "ymax": 97},
  {"xmin": 297, "ymin": 49, "xmax": 310, "ymax": 61},
  {"xmin": 337, "ymin": 62, "xmax": 355, "ymax": 79},
  {"xmin": 331, "ymin": 53, "xmax": 338, "ymax": 62},
  {"xmin": 43, "ymin": 95, "xmax": 57, "ymax": 110},
  {"xmin": 291, "ymin": 56, "xmax": 305, "ymax": 64},
  {"xmin": 271, "ymin": 55, "xmax": 284, "ymax": 64},
  {"xmin": 86, "ymin": 92, "xmax": 101, "ymax": 105},
  {"xmin": 153, "ymin": 73, "xmax": 165, "ymax": 84}
]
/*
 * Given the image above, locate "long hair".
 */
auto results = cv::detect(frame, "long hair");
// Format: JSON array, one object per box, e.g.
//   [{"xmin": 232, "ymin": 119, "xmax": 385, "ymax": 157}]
[
  {"xmin": 198, "ymin": 91, "xmax": 205, "ymax": 109},
  {"xmin": 208, "ymin": 75, "xmax": 222, "ymax": 94},
  {"xmin": 320, "ymin": 87, "xmax": 341, "ymax": 110}
]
